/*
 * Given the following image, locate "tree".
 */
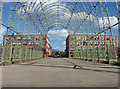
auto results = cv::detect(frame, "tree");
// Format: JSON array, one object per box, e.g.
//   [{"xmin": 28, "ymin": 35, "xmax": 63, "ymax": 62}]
[{"xmin": 51, "ymin": 51, "xmax": 55, "ymax": 56}]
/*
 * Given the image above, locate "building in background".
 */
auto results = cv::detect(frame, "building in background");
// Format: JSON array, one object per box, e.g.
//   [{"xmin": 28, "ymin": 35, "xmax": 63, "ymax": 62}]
[
  {"xmin": 3, "ymin": 34, "xmax": 50, "ymax": 59},
  {"xmin": 0, "ymin": 44, "xmax": 3, "ymax": 60},
  {"xmin": 49, "ymin": 45, "xmax": 52, "ymax": 56},
  {"xmin": 66, "ymin": 34, "xmax": 118, "ymax": 59}
]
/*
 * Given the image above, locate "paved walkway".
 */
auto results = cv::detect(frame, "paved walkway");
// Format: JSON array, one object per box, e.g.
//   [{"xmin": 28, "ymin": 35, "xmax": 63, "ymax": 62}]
[{"xmin": 2, "ymin": 58, "xmax": 120, "ymax": 87}]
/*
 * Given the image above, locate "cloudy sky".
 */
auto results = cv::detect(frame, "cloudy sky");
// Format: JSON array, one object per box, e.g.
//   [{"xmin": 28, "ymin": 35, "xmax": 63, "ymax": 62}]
[
  {"xmin": 47, "ymin": 27, "xmax": 68, "ymax": 51},
  {"xmin": 0, "ymin": 26, "xmax": 6, "ymax": 44},
  {"xmin": 0, "ymin": 1, "xmax": 119, "ymax": 50}
]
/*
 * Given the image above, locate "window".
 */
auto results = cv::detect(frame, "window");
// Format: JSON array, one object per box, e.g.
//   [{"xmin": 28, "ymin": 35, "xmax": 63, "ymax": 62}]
[
  {"xmin": 5, "ymin": 37, "xmax": 9, "ymax": 41},
  {"xmin": 83, "ymin": 36, "xmax": 87, "ymax": 40},
  {"xmin": 41, "ymin": 42, "xmax": 45, "ymax": 46},
  {"xmin": 28, "ymin": 36, "xmax": 33, "ymax": 40},
  {"xmin": 76, "ymin": 36, "xmax": 78, "ymax": 40},
  {"xmin": 90, "ymin": 36, "xmax": 94, "ymax": 40},
  {"xmin": 41, "ymin": 47, "xmax": 45, "ymax": 51},
  {"xmin": 101, "ymin": 36, "xmax": 104, "ymax": 40},
  {"xmin": 47, "ymin": 38, "xmax": 50, "ymax": 44},
  {"xmin": 70, "ymin": 41, "xmax": 75, "ymax": 46},
  {"xmin": 17, "ymin": 42, "xmax": 21, "ymax": 46},
  {"xmin": 23, "ymin": 42, "xmax": 27, "ymax": 46},
  {"xmin": 112, "ymin": 36, "xmax": 116, "ymax": 40},
  {"xmin": 89, "ymin": 41, "xmax": 93, "ymax": 46},
  {"xmin": 76, "ymin": 36, "xmax": 81, "ymax": 40},
  {"xmin": 95, "ymin": 36, "xmax": 99, "ymax": 40},
  {"xmin": 77, "ymin": 41, "xmax": 81, "ymax": 46},
  {"xmin": 71, "ymin": 47, "xmax": 75, "ymax": 51},
  {"xmin": 11, "ymin": 37, "xmax": 15, "ymax": 41},
  {"xmin": 83, "ymin": 41, "xmax": 87, "ymax": 46},
  {"xmin": 29, "ymin": 42, "xmax": 33, "ymax": 46},
  {"xmin": 95, "ymin": 47, "xmax": 99, "ymax": 50},
  {"xmin": 77, "ymin": 47, "xmax": 81, "ymax": 51},
  {"xmin": 12, "ymin": 42, "xmax": 15, "ymax": 46},
  {"xmin": 106, "ymin": 36, "xmax": 110, "ymax": 40},
  {"xmin": 35, "ymin": 36, "xmax": 39, "ymax": 40},
  {"xmin": 95, "ymin": 42, "xmax": 99, "ymax": 46},
  {"xmin": 6, "ymin": 42, "xmax": 9, "ymax": 44},
  {"xmin": 101, "ymin": 42, "xmax": 105, "ymax": 46},
  {"xmin": 70, "ymin": 36, "xmax": 75, "ymax": 40},
  {"xmin": 42, "ymin": 36, "xmax": 46, "ymax": 40},
  {"xmin": 23, "ymin": 37, "xmax": 27, "ymax": 40},
  {"xmin": 35, "ymin": 42, "xmax": 39, "ymax": 46},
  {"xmin": 17, "ymin": 36, "xmax": 21, "ymax": 40}
]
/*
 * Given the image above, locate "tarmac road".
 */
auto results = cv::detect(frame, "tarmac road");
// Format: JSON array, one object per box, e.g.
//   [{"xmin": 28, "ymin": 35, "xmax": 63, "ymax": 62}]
[{"xmin": 2, "ymin": 58, "xmax": 120, "ymax": 87}]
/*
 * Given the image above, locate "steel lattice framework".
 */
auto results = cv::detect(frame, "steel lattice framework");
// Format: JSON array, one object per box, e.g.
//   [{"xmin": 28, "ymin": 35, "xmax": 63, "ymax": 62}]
[{"xmin": 0, "ymin": 0, "xmax": 119, "ymax": 63}]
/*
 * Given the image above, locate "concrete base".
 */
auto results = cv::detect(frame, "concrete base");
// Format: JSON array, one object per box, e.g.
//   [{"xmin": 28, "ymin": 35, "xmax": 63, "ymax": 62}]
[
  {"xmin": 2, "ymin": 58, "xmax": 43, "ymax": 66},
  {"xmin": 87, "ymin": 59, "xmax": 92, "ymax": 61},
  {"xmin": 99, "ymin": 59, "xmax": 108, "ymax": 64},
  {"xmin": 2, "ymin": 62, "xmax": 11, "ymax": 66},
  {"xmin": 83, "ymin": 58, "xmax": 87, "ymax": 61},
  {"xmin": 92, "ymin": 59, "xmax": 99, "ymax": 62},
  {"xmin": 109, "ymin": 61, "xmax": 117, "ymax": 65}
]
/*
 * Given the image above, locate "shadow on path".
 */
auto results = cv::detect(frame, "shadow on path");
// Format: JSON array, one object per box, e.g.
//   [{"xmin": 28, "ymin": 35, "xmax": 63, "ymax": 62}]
[{"xmin": 18, "ymin": 63, "xmax": 120, "ymax": 74}]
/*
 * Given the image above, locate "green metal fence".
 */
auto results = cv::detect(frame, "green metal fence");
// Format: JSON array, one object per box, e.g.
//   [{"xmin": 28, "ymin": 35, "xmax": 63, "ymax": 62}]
[
  {"xmin": 1, "ymin": 44, "xmax": 44, "ymax": 62},
  {"xmin": 72, "ymin": 44, "xmax": 117, "ymax": 62}
]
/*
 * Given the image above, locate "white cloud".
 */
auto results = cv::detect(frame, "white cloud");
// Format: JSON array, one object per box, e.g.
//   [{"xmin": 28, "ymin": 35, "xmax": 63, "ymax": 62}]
[
  {"xmin": 17, "ymin": 0, "xmax": 61, "ymax": 15},
  {"xmin": 54, "ymin": 46, "xmax": 59, "ymax": 49},
  {"xmin": 54, "ymin": 44, "xmax": 66, "ymax": 51},
  {"xmin": 47, "ymin": 29, "xmax": 68, "ymax": 41},
  {"xmin": 62, "ymin": 41, "xmax": 66, "ymax": 45},
  {"xmin": 99, "ymin": 16, "xmax": 118, "ymax": 29},
  {"xmin": 0, "ymin": 25, "xmax": 6, "ymax": 44}
]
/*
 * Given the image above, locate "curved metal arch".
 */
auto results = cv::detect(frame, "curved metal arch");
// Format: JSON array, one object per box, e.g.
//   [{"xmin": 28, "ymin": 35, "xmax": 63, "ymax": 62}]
[
  {"xmin": 43, "ymin": 16, "xmax": 77, "ymax": 32},
  {"xmin": 37, "ymin": 7, "xmax": 71, "ymax": 20},
  {"xmin": 35, "ymin": 4, "xmax": 74, "ymax": 23},
  {"xmin": 37, "ymin": 2, "xmax": 73, "ymax": 13},
  {"xmin": 35, "ymin": 15, "xmax": 79, "ymax": 32},
  {"xmin": 37, "ymin": 4, "xmax": 71, "ymax": 18},
  {"xmin": 32, "ymin": 1, "xmax": 72, "ymax": 20},
  {"xmin": 48, "ymin": 23, "xmax": 67, "ymax": 30},
  {"xmin": 39, "ymin": 3, "xmax": 82, "ymax": 30},
  {"xmin": 47, "ymin": 22, "xmax": 75, "ymax": 33},
  {"xmin": 38, "ymin": 10, "xmax": 77, "ymax": 32},
  {"xmin": 37, "ymin": 3, "xmax": 78, "ymax": 19},
  {"xmin": 39, "ymin": 12, "xmax": 80, "ymax": 32},
  {"xmin": 19, "ymin": 2, "xmax": 47, "ymax": 33},
  {"xmin": 39, "ymin": 11, "xmax": 71, "ymax": 23},
  {"xmin": 36, "ymin": 6, "xmax": 81, "ymax": 31},
  {"xmin": 26, "ymin": 1, "xmax": 85, "ymax": 33},
  {"xmin": 37, "ymin": 9, "xmax": 70, "ymax": 21},
  {"xmin": 33, "ymin": 2, "xmax": 79, "ymax": 23},
  {"xmin": 41, "ymin": 14, "xmax": 79, "ymax": 31}
]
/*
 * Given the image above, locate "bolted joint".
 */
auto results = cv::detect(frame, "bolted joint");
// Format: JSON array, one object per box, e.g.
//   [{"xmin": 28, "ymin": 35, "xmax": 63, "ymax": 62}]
[
  {"xmin": 103, "ymin": 26, "xmax": 106, "ymax": 29},
  {"xmin": 75, "ymin": 2, "xmax": 77, "ymax": 4},
  {"xmin": 7, "ymin": 27, "xmax": 9, "ymax": 29},
  {"xmin": 88, "ymin": 12, "xmax": 90, "ymax": 15}
]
